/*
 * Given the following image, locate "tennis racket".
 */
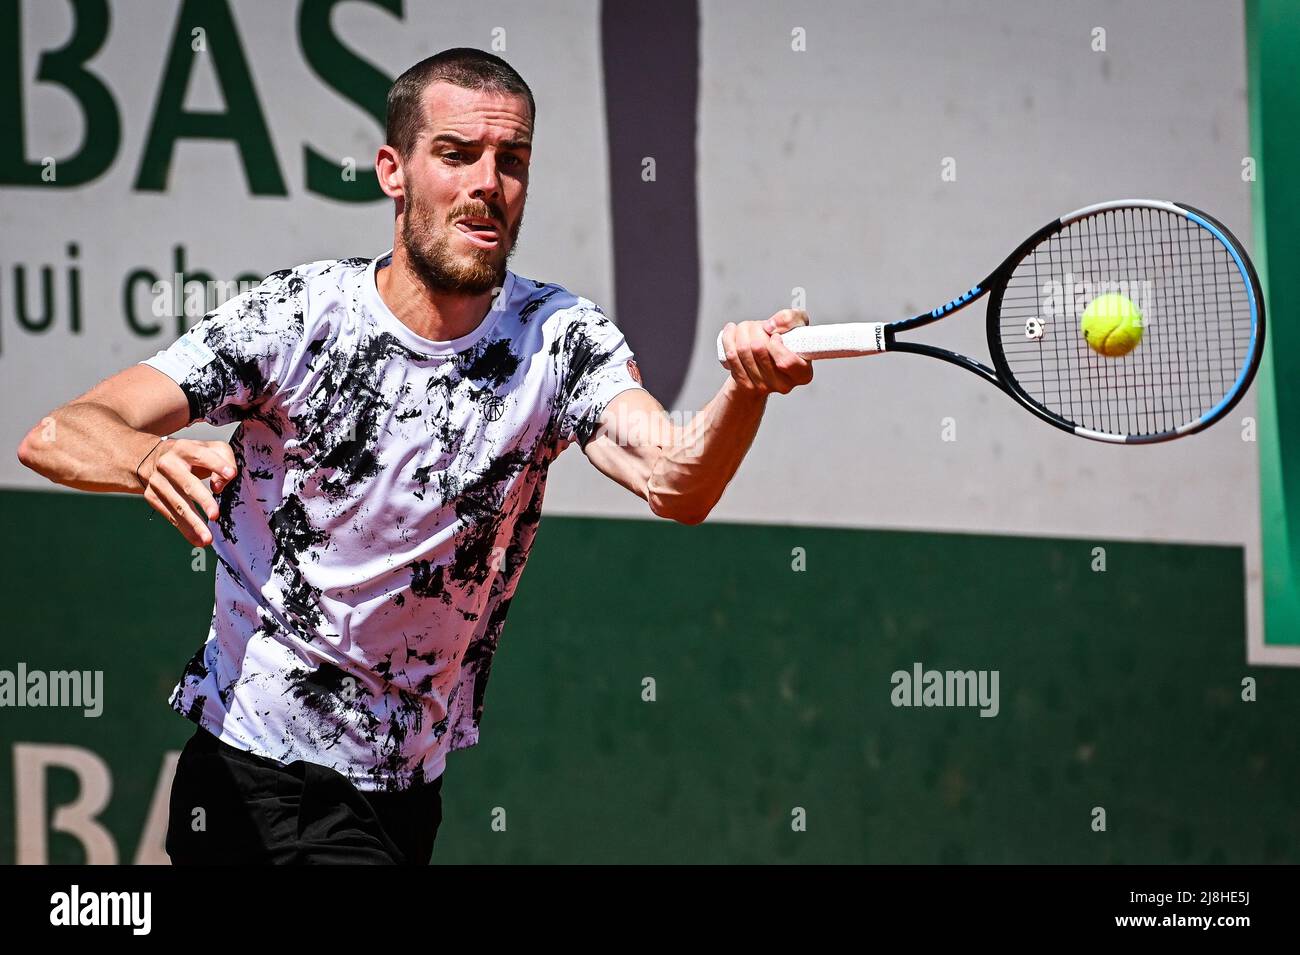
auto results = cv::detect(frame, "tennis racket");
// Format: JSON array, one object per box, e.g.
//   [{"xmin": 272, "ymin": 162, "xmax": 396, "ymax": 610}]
[{"xmin": 715, "ymin": 199, "xmax": 1265, "ymax": 444}]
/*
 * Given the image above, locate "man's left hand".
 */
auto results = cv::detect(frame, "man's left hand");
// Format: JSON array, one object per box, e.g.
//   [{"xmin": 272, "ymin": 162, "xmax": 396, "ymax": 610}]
[{"xmin": 718, "ymin": 308, "xmax": 815, "ymax": 395}]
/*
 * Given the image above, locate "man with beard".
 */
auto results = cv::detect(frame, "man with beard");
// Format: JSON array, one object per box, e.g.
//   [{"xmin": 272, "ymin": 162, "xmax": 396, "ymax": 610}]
[{"xmin": 16, "ymin": 48, "xmax": 813, "ymax": 864}]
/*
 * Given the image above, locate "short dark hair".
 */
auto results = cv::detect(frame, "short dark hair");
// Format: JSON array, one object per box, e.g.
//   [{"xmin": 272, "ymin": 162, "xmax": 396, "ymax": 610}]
[{"xmin": 386, "ymin": 48, "xmax": 535, "ymax": 156}]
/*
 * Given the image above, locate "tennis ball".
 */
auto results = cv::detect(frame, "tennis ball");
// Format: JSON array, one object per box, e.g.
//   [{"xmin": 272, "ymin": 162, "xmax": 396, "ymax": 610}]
[{"xmin": 1080, "ymin": 293, "xmax": 1144, "ymax": 357}]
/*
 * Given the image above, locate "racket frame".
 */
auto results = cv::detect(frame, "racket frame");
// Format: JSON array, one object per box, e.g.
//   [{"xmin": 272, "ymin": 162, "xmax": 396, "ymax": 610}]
[{"xmin": 884, "ymin": 199, "xmax": 1266, "ymax": 444}]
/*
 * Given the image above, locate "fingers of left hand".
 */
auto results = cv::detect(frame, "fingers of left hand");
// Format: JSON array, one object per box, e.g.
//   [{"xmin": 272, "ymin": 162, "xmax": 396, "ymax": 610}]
[
  {"xmin": 767, "ymin": 332, "xmax": 813, "ymax": 388},
  {"xmin": 722, "ymin": 322, "xmax": 755, "ymax": 387},
  {"xmin": 748, "ymin": 324, "xmax": 799, "ymax": 393},
  {"xmin": 736, "ymin": 322, "xmax": 778, "ymax": 390},
  {"xmin": 754, "ymin": 336, "xmax": 809, "ymax": 394},
  {"xmin": 766, "ymin": 308, "xmax": 810, "ymax": 334}
]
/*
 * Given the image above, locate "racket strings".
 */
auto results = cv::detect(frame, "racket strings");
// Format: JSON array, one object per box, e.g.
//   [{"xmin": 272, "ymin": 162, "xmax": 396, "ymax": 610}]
[{"xmin": 996, "ymin": 207, "xmax": 1254, "ymax": 438}]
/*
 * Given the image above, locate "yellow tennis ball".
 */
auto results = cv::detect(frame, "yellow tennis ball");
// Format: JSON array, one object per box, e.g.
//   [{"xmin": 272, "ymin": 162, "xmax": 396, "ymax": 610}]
[{"xmin": 1080, "ymin": 293, "xmax": 1144, "ymax": 357}]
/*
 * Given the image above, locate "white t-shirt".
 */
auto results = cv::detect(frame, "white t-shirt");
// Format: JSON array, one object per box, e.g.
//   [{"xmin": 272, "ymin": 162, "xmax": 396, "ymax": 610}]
[{"xmin": 140, "ymin": 253, "xmax": 644, "ymax": 791}]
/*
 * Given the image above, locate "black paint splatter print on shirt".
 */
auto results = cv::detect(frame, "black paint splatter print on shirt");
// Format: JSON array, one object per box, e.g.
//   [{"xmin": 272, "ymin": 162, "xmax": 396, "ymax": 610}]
[{"xmin": 141, "ymin": 253, "xmax": 644, "ymax": 791}]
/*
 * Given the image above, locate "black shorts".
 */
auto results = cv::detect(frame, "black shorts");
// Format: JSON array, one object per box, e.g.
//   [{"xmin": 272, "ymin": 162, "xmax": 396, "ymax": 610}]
[{"xmin": 166, "ymin": 726, "xmax": 445, "ymax": 865}]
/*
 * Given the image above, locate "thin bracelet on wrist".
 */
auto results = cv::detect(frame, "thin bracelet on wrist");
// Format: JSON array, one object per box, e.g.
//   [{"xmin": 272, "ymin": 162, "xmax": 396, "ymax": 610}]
[{"xmin": 135, "ymin": 436, "xmax": 168, "ymax": 490}]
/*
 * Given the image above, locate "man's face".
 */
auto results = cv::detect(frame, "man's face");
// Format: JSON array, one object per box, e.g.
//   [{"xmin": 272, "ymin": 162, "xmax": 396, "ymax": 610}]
[{"xmin": 397, "ymin": 82, "xmax": 532, "ymax": 295}]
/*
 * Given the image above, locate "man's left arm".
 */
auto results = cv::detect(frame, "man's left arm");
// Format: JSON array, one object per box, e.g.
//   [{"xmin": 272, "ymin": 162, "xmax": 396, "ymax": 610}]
[{"xmin": 583, "ymin": 309, "xmax": 813, "ymax": 525}]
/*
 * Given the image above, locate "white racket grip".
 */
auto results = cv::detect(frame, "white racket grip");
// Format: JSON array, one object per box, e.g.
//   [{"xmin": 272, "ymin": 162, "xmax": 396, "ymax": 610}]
[{"xmin": 715, "ymin": 322, "xmax": 888, "ymax": 365}]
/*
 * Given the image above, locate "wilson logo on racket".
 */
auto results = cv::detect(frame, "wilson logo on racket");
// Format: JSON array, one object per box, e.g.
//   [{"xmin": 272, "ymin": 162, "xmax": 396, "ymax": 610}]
[{"xmin": 932, "ymin": 286, "xmax": 983, "ymax": 318}]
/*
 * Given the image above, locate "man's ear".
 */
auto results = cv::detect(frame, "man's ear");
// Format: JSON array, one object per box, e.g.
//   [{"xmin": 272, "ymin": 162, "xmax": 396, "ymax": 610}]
[{"xmin": 375, "ymin": 145, "xmax": 405, "ymax": 201}]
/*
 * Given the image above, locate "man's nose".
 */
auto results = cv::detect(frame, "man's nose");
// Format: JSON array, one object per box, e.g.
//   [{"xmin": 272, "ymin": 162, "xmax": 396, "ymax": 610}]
[{"xmin": 467, "ymin": 153, "xmax": 501, "ymax": 204}]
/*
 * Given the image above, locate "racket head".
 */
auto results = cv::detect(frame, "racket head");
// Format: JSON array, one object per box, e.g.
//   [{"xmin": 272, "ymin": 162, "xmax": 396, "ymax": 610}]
[{"xmin": 984, "ymin": 200, "xmax": 1265, "ymax": 444}]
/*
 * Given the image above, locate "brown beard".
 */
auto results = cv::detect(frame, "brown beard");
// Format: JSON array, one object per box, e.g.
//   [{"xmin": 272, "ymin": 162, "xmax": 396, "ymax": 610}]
[{"xmin": 400, "ymin": 191, "xmax": 522, "ymax": 296}]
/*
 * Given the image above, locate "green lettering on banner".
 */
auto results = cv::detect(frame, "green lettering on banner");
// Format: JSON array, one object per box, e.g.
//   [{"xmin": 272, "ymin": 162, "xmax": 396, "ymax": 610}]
[
  {"xmin": 15, "ymin": 266, "xmax": 54, "ymax": 332},
  {"xmin": 135, "ymin": 0, "xmax": 286, "ymax": 195},
  {"xmin": 0, "ymin": 0, "xmax": 120, "ymax": 187},
  {"xmin": 299, "ymin": 0, "xmax": 401, "ymax": 202},
  {"xmin": 122, "ymin": 266, "xmax": 161, "ymax": 337}
]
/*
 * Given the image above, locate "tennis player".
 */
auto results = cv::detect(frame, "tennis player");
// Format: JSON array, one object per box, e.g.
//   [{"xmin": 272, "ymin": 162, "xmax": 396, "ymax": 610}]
[{"xmin": 16, "ymin": 48, "xmax": 812, "ymax": 864}]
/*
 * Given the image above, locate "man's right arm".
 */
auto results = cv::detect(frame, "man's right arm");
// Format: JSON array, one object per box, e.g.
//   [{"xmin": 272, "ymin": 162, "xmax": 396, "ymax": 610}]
[{"xmin": 15, "ymin": 363, "xmax": 235, "ymax": 547}]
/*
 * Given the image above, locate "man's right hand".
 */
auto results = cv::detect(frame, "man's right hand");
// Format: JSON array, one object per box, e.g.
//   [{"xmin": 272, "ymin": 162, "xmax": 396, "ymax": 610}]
[{"xmin": 139, "ymin": 438, "xmax": 238, "ymax": 547}]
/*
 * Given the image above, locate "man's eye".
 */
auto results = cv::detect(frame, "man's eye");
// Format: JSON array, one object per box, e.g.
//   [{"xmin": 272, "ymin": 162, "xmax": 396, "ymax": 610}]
[
  {"xmin": 499, "ymin": 154, "xmax": 520, "ymax": 168},
  {"xmin": 443, "ymin": 151, "xmax": 463, "ymax": 162}
]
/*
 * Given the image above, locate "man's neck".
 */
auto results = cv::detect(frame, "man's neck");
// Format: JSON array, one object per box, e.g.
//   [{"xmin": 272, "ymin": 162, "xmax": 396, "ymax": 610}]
[{"xmin": 376, "ymin": 245, "xmax": 498, "ymax": 342}]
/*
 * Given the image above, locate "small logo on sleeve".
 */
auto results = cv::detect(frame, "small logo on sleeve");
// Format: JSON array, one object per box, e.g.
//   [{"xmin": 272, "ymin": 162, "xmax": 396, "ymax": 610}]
[
  {"xmin": 626, "ymin": 359, "xmax": 642, "ymax": 384},
  {"xmin": 176, "ymin": 332, "xmax": 217, "ymax": 369}
]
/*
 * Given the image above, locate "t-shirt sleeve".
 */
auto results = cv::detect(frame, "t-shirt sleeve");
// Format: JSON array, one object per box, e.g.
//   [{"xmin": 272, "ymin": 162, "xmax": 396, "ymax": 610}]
[
  {"xmin": 555, "ymin": 306, "xmax": 647, "ymax": 450},
  {"xmin": 138, "ymin": 270, "xmax": 308, "ymax": 427}
]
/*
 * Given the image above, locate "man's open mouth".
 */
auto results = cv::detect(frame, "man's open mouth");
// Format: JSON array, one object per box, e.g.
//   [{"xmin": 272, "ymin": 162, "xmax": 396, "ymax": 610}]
[{"xmin": 454, "ymin": 217, "xmax": 502, "ymax": 249}]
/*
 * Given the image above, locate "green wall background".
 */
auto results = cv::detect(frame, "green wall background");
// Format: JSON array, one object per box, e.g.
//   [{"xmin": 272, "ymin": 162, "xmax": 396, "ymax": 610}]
[
  {"xmin": 1248, "ymin": 0, "xmax": 1300, "ymax": 647},
  {"xmin": 2, "ymin": 489, "xmax": 1296, "ymax": 863}
]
